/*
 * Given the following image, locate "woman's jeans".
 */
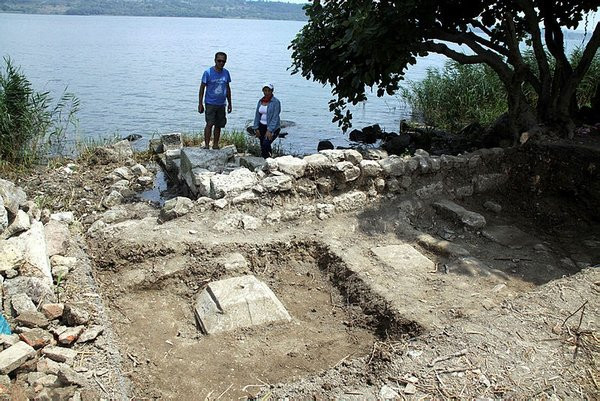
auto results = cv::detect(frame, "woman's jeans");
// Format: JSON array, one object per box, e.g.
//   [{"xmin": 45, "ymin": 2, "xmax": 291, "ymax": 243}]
[{"xmin": 258, "ymin": 124, "xmax": 280, "ymax": 158}]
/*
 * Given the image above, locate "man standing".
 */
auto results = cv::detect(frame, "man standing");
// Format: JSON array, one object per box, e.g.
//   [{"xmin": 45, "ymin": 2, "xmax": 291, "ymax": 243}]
[{"xmin": 198, "ymin": 52, "xmax": 232, "ymax": 149}]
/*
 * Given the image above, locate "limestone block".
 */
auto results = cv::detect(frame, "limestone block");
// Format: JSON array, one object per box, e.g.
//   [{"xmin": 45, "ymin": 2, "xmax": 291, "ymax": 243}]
[
  {"xmin": 335, "ymin": 162, "xmax": 361, "ymax": 182},
  {"xmin": 102, "ymin": 190, "xmax": 124, "ymax": 208},
  {"xmin": 262, "ymin": 175, "xmax": 293, "ymax": 193},
  {"xmin": 0, "ymin": 178, "xmax": 27, "ymax": 216},
  {"xmin": 360, "ymin": 160, "xmax": 383, "ymax": 177},
  {"xmin": 275, "ymin": 156, "xmax": 307, "ymax": 178},
  {"xmin": 371, "ymin": 244, "xmax": 435, "ymax": 272},
  {"xmin": 333, "ymin": 191, "xmax": 367, "ymax": 212},
  {"xmin": 415, "ymin": 182, "xmax": 444, "ymax": 199},
  {"xmin": 0, "ymin": 197, "xmax": 7, "ymax": 232},
  {"xmin": 218, "ymin": 253, "xmax": 248, "ymax": 272},
  {"xmin": 482, "ymin": 225, "xmax": 536, "ymax": 248},
  {"xmin": 378, "ymin": 156, "xmax": 406, "ymax": 176},
  {"xmin": 415, "ymin": 156, "xmax": 431, "ymax": 173},
  {"xmin": 232, "ymin": 191, "xmax": 258, "ymax": 205},
  {"xmin": 195, "ymin": 275, "xmax": 291, "ymax": 334},
  {"xmin": 0, "ymin": 341, "xmax": 36, "ymax": 374},
  {"xmin": 160, "ymin": 197, "xmax": 194, "ymax": 221},
  {"xmin": 303, "ymin": 153, "xmax": 332, "ymax": 170},
  {"xmin": 433, "ymin": 199, "xmax": 486, "ymax": 229},
  {"xmin": 343, "ymin": 149, "xmax": 363, "ymax": 165},
  {"xmin": 210, "ymin": 168, "xmax": 257, "ymax": 199},
  {"xmin": 49, "ymin": 212, "xmax": 74, "ymax": 224},
  {"xmin": 319, "ymin": 149, "xmax": 346, "ymax": 163},
  {"xmin": 361, "ymin": 149, "xmax": 388, "ymax": 160},
  {"xmin": 113, "ymin": 167, "xmax": 133, "ymax": 181},
  {"xmin": 0, "ymin": 238, "xmax": 25, "ymax": 272},
  {"xmin": 180, "ymin": 146, "xmax": 236, "ymax": 177},
  {"xmin": 11, "ymin": 293, "xmax": 37, "ymax": 316},
  {"xmin": 20, "ymin": 221, "xmax": 52, "ymax": 284},
  {"xmin": 100, "ymin": 207, "xmax": 129, "ymax": 225},
  {"xmin": 239, "ymin": 156, "xmax": 265, "ymax": 172},
  {"xmin": 44, "ymin": 220, "xmax": 70, "ymax": 258},
  {"xmin": 42, "ymin": 345, "xmax": 77, "ymax": 364},
  {"xmin": 3, "ymin": 276, "xmax": 55, "ymax": 304},
  {"xmin": 131, "ymin": 163, "xmax": 148, "ymax": 176}
]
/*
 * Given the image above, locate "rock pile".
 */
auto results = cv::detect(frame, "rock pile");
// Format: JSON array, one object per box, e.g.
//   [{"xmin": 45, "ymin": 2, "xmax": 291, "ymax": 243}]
[{"xmin": 0, "ymin": 178, "xmax": 108, "ymax": 399}]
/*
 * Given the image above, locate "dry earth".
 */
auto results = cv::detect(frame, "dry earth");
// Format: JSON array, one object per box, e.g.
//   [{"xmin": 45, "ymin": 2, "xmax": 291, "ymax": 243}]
[{"xmin": 9, "ymin": 138, "xmax": 600, "ymax": 400}]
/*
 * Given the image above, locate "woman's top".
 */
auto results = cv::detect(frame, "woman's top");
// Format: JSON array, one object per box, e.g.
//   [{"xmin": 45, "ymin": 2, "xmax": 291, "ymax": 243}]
[
  {"xmin": 259, "ymin": 104, "xmax": 268, "ymax": 125},
  {"xmin": 253, "ymin": 96, "xmax": 281, "ymax": 133}
]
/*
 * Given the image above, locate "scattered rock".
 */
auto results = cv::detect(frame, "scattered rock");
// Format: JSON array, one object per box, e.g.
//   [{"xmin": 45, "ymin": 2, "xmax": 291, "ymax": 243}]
[
  {"xmin": 0, "ymin": 341, "xmax": 36, "ymax": 374},
  {"xmin": 63, "ymin": 304, "xmax": 90, "ymax": 326}
]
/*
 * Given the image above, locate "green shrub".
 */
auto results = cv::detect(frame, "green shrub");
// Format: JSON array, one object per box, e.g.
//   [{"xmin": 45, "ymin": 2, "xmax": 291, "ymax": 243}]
[
  {"xmin": 0, "ymin": 57, "xmax": 79, "ymax": 166},
  {"xmin": 402, "ymin": 61, "xmax": 507, "ymax": 132},
  {"xmin": 403, "ymin": 48, "xmax": 600, "ymax": 133}
]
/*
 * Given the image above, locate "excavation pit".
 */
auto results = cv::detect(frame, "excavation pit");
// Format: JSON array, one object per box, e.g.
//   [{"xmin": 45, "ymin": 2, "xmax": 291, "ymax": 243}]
[{"xmin": 93, "ymin": 241, "xmax": 409, "ymax": 400}]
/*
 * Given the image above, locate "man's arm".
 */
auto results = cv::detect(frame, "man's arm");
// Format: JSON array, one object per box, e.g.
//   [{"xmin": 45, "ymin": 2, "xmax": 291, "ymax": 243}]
[
  {"xmin": 198, "ymin": 82, "xmax": 206, "ymax": 113},
  {"xmin": 226, "ymin": 83, "xmax": 232, "ymax": 113}
]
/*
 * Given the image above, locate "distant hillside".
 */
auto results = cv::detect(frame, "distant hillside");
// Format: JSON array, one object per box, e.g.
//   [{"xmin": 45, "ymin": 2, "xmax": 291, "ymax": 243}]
[{"xmin": 0, "ymin": 0, "xmax": 307, "ymax": 21}]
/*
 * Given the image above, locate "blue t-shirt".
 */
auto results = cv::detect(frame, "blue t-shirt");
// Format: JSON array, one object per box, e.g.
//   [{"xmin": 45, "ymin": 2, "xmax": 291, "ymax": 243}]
[{"xmin": 202, "ymin": 67, "xmax": 231, "ymax": 106}]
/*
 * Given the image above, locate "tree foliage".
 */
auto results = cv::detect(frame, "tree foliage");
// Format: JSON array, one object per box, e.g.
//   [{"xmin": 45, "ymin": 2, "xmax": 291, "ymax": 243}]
[{"xmin": 290, "ymin": 0, "xmax": 600, "ymax": 138}]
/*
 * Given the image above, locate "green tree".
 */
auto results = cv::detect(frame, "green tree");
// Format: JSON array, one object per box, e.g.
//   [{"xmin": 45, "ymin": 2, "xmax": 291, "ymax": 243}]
[{"xmin": 290, "ymin": 0, "xmax": 600, "ymax": 139}]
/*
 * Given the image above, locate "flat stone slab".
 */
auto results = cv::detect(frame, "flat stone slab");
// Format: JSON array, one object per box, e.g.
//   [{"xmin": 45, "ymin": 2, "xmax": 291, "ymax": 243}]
[
  {"xmin": 433, "ymin": 199, "xmax": 486, "ymax": 229},
  {"xmin": 195, "ymin": 275, "xmax": 291, "ymax": 335},
  {"xmin": 371, "ymin": 244, "xmax": 435, "ymax": 272},
  {"xmin": 482, "ymin": 225, "xmax": 537, "ymax": 248}
]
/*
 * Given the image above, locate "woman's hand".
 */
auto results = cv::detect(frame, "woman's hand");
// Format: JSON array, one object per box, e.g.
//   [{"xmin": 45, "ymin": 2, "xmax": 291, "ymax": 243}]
[{"xmin": 266, "ymin": 131, "xmax": 273, "ymax": 140}]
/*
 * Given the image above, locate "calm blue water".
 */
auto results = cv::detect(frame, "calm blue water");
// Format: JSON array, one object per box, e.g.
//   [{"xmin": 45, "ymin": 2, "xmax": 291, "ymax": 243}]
[{"xmin": 0, "ymin": 13, "xmax": 591, "ymax": 155}]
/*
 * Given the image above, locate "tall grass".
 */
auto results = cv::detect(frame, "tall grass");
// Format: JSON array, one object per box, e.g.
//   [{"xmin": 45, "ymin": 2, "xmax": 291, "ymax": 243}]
[
  {"xmin": 402, "ymin": 61, "xmax": 507, "ymax": 132},
  {"xmin": 403, "ymin": 49, "xmax": 600, "ymax": 132},
  {"xmin": 0, "ymin": 57, "xmax": 79, "ymax": 166}
]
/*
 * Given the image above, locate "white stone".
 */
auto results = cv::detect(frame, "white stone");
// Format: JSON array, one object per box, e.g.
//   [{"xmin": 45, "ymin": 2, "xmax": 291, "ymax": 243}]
[
  {"xmin": 19, "ymin": 221, "xmax": 52, "ymax": 284},
  {"xmin": 262, "ymin": 175, "xmax": 293, "ymax": 192},
  {"xmin": 335, "ymin": 162, "xmax": 361, "ymax": 182},
  {"xmin": 0, "ymin": 238, "xmax": 25, "ymax": 272},
  {"xmin": 343, "ymin": 149, "xmax": 363, "ymax": 165},
  {"xmin": 1, "ymin": 210, "xmax": 30, "ymax": 239},
  {"xmin": 219, "ymin": 253, "xmax": 248, "ymax": 271},
  {"xmin": 303, "ymin": 154, "xmax": 331, "ymax": 169},
  {"xmin": 11, "ymin": 293, "xmax": 37, "ymax": 315},
  {"xmin": 319, "ymin": 149, "xmax": 345, "ymax": 163},
  {"xmin": 210, "ymin": 168, "xmax": 257, "ymax": 199},
  {"xmin": 0, "ymin": 178, "xmax": 27, "ymax": 216},
  {"xmin": 0, "ymin": 341, "xmax": 36, "ymax": 374},
  {"xmin": 360, "ymin": 160, "xmax": 383, "ymax": 177},
  {"xmin": 102, "ymin": 190, "xmax": 124, "ymax": 208},
  {"xmin": 49, "ymin": 211, "xmax": 74, "ymax": 224},
  {"xmin": 433, "ymin": 199, "xmax": 486, "ymax": 229},
  {"xmin": 371, "ymin": 244, "xmax": 435, "ymax": 272},
  {"xmin": 333, "ymin": 191, "xmax": 367, "ymax": 212},
  {"xmin": 214, "ymin": 199, "xmax": 228, "ymax": 209},
  {"xmin": 275, "ymin": 156, "xmax": 307, "ymax": 178},
  {"xmin": 195, "ymin": 275, "xmax": 291, "ymax": 334},
  {"xmin": 131, "ymin": 164, "xmax": 148, "ymax": 176},
  {"xmin": 42, "ymin": 345, "xmax": 77, "ymax": 364},
  {"xmin": 378, "ymin": 156, "xmax": 406, "ymax": 176},
  {"xmin": 0, "ymin": 197, "xmax": 7, "ymax": 232}
]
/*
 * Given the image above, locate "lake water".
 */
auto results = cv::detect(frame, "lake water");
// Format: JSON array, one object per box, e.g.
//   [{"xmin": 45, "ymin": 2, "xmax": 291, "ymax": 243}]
[{"xmin": 0, "ymin": 13, "xmax": 591, "ymax": 155}]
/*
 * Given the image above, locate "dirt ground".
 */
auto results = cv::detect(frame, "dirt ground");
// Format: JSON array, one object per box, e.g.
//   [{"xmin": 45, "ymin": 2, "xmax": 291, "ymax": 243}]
[{"xmin": 11, "ymin": 138, "xmax": 600, "ymax": 400}]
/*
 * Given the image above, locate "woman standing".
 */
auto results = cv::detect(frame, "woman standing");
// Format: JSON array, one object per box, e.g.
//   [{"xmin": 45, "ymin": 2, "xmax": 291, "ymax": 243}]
[{"xmin": 252, "ymin": 83, "xmax": 281, "ymax": 158}]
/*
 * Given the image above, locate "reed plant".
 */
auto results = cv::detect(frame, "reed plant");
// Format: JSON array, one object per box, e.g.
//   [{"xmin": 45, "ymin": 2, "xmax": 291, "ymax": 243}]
[
  {"xmin": 402, "ymin": 61, "xmax": 507, "ymax": 132},
  {"xmin": 0, "ymin": 57, "xmax": 79, "ymax": 167},
  {"xmin": 403, "ymin": 48, "xmax": 600, "ymax": 134}
]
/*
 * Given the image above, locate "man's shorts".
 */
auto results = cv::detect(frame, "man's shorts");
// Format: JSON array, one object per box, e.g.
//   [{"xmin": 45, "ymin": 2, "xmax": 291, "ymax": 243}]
[{"xmin": 205, "ymin": 104, "xmax": 227, "ymax": 128}]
